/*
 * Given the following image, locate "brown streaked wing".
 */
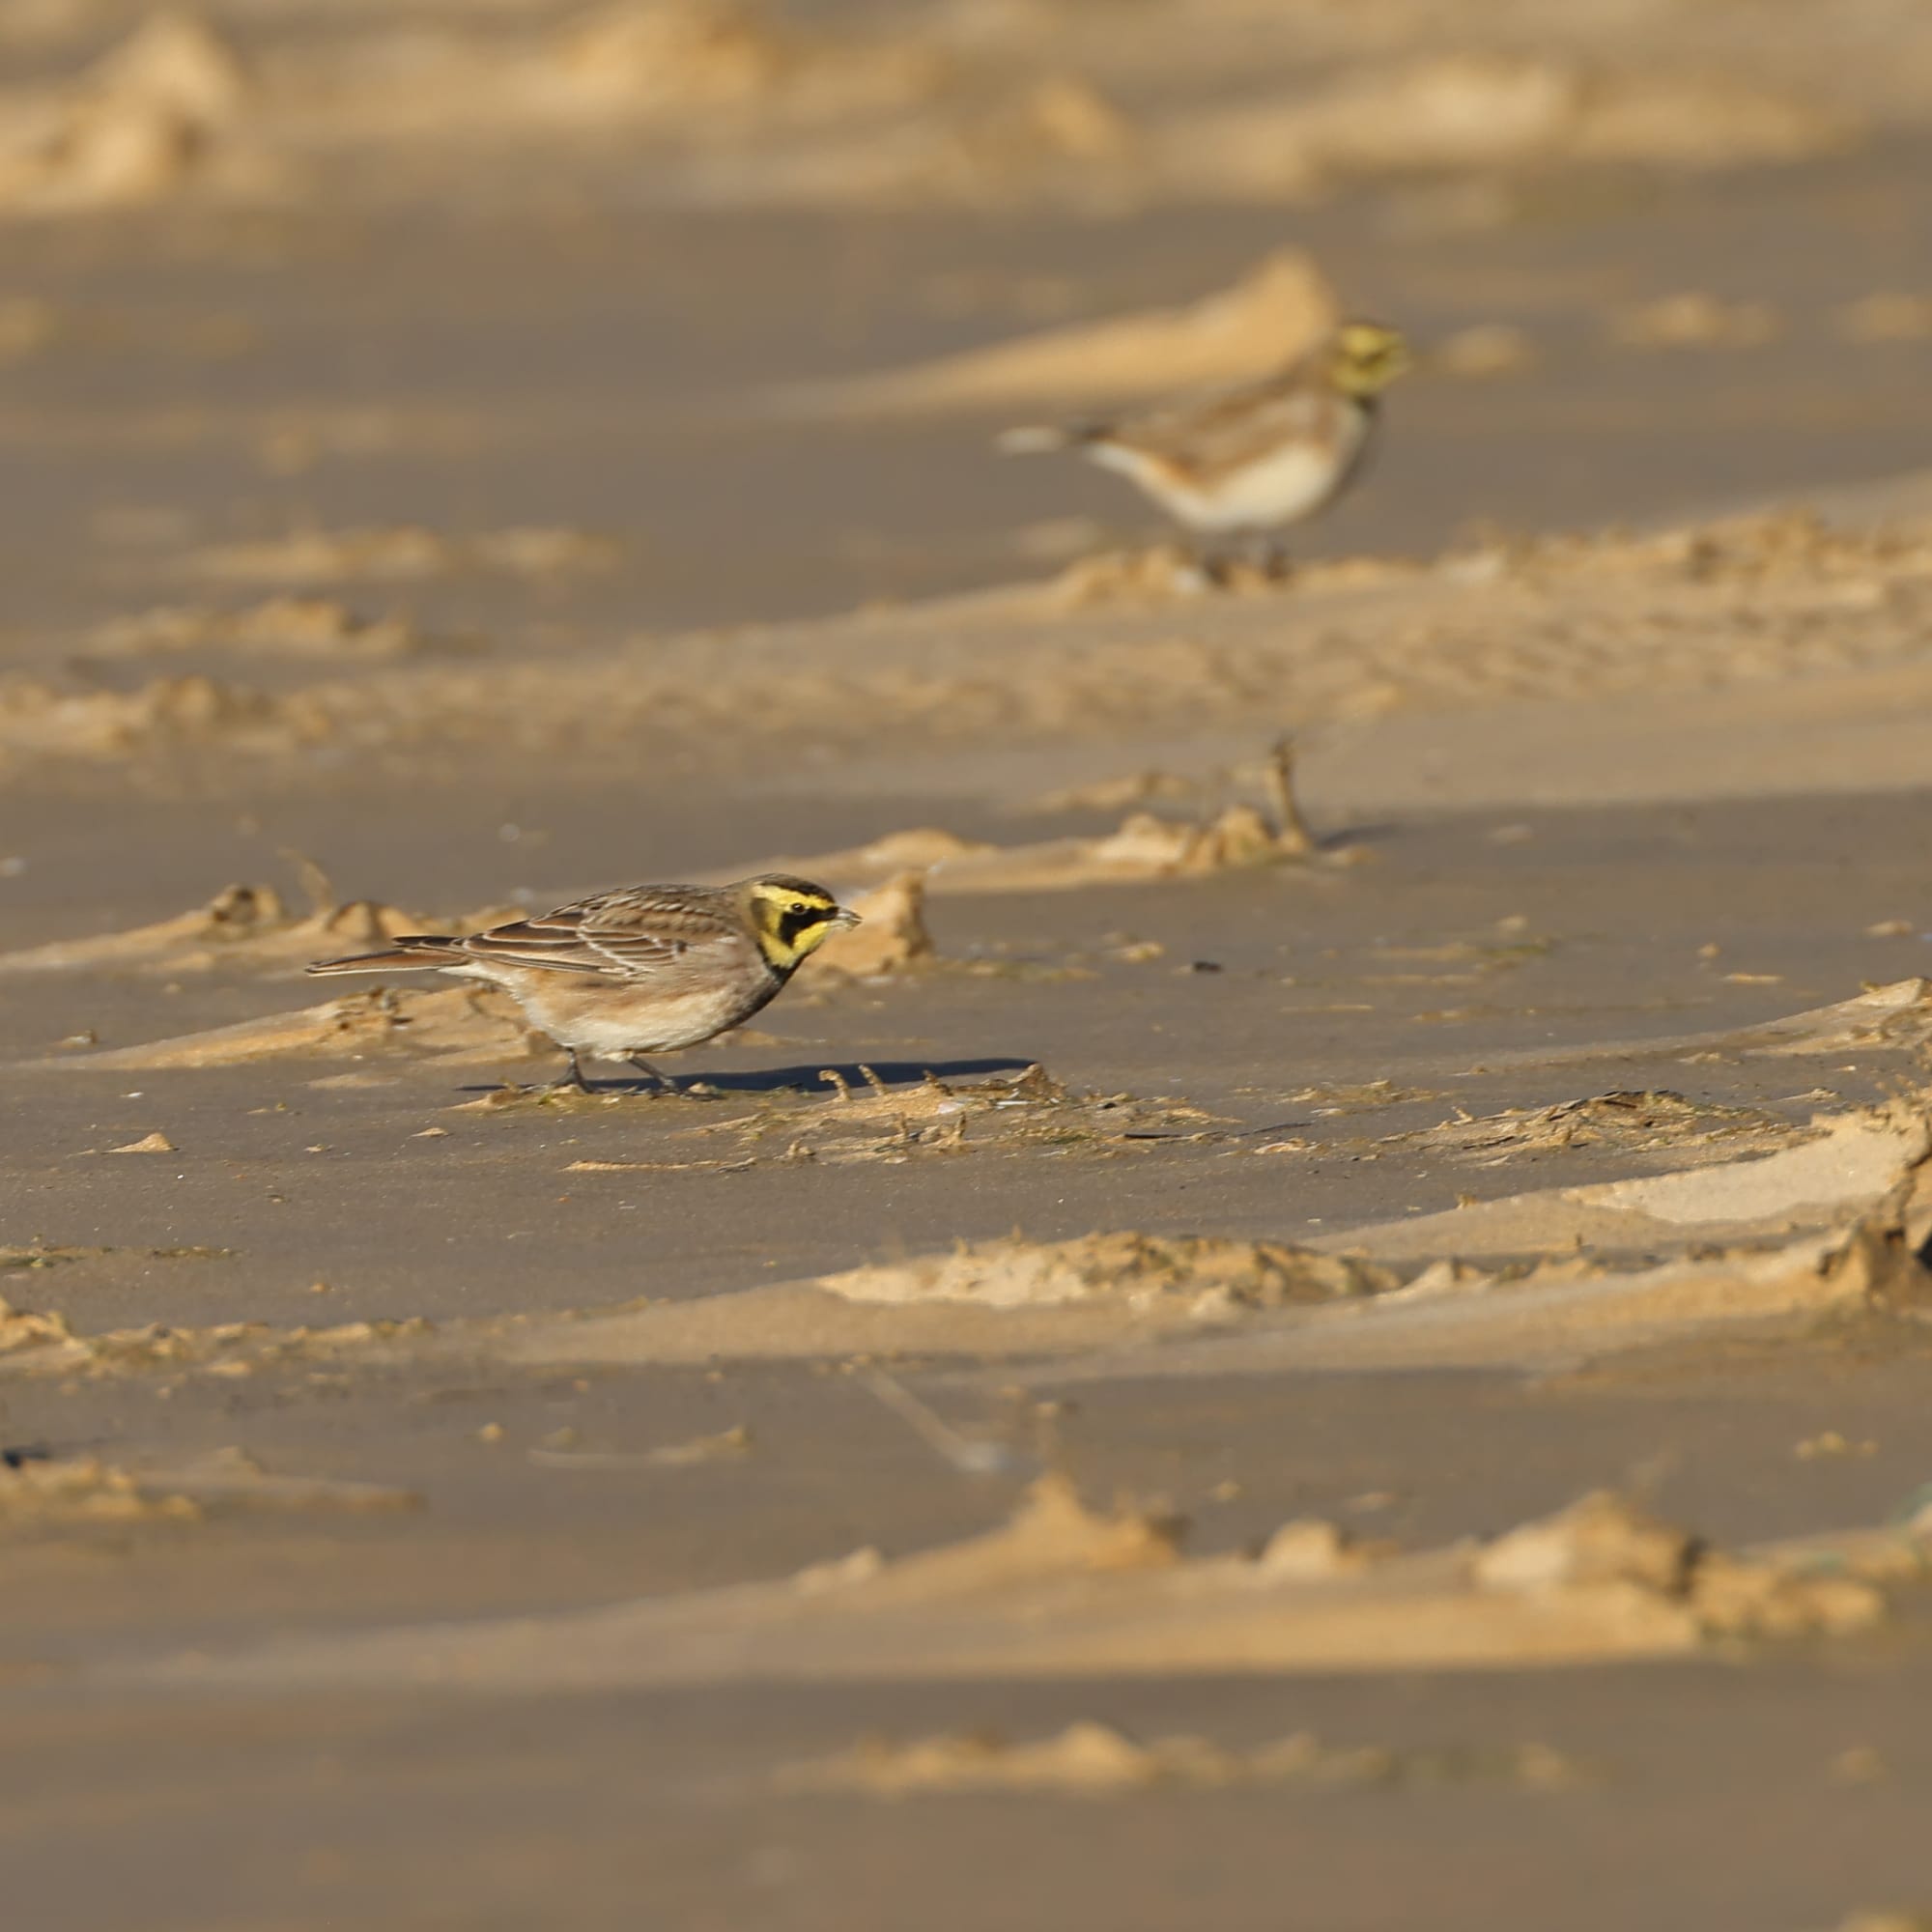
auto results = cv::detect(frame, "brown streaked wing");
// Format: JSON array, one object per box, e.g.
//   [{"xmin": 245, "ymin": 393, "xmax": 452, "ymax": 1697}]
[
  {"xmin": 1103, "ymin": 374, "xmax": 1341, "ymax": 486},
  {"xmin": 457, "ymin": 887, "xmax": 742, "ymax": 980}
]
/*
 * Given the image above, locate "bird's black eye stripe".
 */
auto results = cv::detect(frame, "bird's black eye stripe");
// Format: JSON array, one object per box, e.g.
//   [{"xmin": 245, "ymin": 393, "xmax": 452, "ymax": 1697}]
[{"xmin": 777, "ymin": 901, "xmax": 828, "ymax": 947}]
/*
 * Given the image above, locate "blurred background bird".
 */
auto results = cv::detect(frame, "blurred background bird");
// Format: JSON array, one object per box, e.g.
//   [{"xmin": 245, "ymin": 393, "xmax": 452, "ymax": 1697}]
[{"xmin": 999, "ymin": 319, "xmax": 1411, "ymax": 575}]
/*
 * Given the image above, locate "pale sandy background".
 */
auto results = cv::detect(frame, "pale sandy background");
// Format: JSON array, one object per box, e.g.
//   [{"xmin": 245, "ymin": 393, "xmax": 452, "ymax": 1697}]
[{"xmin": 4, "ymin": 4, "xmax": 1932, "ymax": 1927}]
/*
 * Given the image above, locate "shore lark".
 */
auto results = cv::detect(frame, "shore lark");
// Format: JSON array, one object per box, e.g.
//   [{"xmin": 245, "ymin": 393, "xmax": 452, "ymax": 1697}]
[
  {"xmin": 999, "ymin": 319, "xmax": 1411, "ymax": 567},
  {"xmin": 307, "ymin": 874, "xmax": 860, "ymax": 1091}
]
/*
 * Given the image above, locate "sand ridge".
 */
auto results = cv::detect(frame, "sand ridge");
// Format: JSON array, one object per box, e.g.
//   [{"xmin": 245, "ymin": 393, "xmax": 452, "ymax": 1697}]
[
  {"xmin": 114, "ymin": 1476, "xmax": 1912, "ymax": 1694},
  {"xmin": 9, "ymin": 501, "xmax": 1932, "ymax": 799}
]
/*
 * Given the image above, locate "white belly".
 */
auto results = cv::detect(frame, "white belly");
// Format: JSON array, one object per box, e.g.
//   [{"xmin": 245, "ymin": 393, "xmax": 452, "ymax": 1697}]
[
  {"xmin": 551, "ymin": 981, "xmax": 761, "ymax": 1057},
  {"xmin": 1091, "ymin": 423, "xmax": 1366, "ymax": 534},
  {"xmin": 610, "ymin": 985, "xmax": 754, "ymax": 1054},
  {"xmin": 445, "ymin": 962, "xmax": 768, "ymax": 1058}
]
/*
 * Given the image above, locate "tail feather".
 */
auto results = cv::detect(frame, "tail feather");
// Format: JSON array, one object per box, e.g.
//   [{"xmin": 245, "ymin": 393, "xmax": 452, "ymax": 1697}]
[
  {"xmin": 305, "ymin": 936, "xmax": 463, "ymax": 977},
  {"xmin": 995, "ymin": 424, "xmax": 1085, "ymax": 455}
]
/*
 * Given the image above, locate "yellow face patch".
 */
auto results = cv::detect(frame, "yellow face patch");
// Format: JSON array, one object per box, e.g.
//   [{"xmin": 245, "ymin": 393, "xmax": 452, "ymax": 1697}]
[
  {"xmin": 1331, "ymin": 322, "xmax": 1412, "ymax": 398},
  {"xmin": 746, "ymin": 877, "xmax": 856, "ymax": 972}
]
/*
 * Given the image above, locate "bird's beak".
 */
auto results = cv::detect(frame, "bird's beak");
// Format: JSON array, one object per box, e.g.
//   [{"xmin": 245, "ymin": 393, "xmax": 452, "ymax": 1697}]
[{"xmin": 831, "ymin": 907, "xmax": 863, "ymax": 929}]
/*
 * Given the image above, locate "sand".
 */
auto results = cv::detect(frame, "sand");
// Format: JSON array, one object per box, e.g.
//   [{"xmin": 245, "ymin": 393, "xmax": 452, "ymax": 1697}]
[
  {"xmin": 114, "ymin": 1477, "xmax": 1902, "ymax": 1694},
  {"xmin": 8, "ymin": 4, "xmax": 1932, "ymax": 1928}
]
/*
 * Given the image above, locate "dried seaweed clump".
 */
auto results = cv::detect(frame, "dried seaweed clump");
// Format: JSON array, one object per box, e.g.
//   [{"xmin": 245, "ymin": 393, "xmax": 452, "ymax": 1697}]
[{"xmin": 1398, "ymin": 1089, "xmax": 1809, "ymax": 1164}]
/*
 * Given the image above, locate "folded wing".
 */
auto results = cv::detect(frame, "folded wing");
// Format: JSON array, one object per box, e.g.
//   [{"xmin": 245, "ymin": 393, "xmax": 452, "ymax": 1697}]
[{"xmin": 456, "ymin": 888, "xmax": 739, "ymax": 980}]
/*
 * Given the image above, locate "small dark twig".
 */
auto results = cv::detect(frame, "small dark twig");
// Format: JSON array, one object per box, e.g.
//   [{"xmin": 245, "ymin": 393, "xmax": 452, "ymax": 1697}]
[{"xmin": 1264, "ymin": 736, "xmax": 1319, "ymax": 858}]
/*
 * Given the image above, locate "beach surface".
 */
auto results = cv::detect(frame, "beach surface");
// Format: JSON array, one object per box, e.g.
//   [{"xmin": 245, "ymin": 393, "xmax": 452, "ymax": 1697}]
[{"xmin": 5, "ymin": 3, "xmax": 1932, "ymax": 1926}]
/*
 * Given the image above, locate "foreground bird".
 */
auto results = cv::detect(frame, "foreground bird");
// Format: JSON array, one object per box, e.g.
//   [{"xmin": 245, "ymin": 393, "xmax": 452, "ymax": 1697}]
[
  {"xmin": 307, "ymin": 874, "xmax": 860, "ymax": 1091},
  {"xmin": 999, "ymin": 319, "xmax": 1411, "ymax": 569}
]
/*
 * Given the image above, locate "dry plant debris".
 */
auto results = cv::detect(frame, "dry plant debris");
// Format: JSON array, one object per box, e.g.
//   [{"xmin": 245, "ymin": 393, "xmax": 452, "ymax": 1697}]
[
  {"xmin": 1388, "ymin": 1090, "xmax": 1812, "ymax": 1166},
  {"xmin": 657, "ymin": 1065, "xmax": 1226, "ymax": 1168},
  {"xmin": 0, "ymin": 1245, "xmax": 228, "ymax": 1271},
  {"xmin": 1287, "ymin": 1078, "xmax": 1445, "ymax": 1117},
  {"xmin": 547, "ymin": 1064, "xmax": 1224, "ymax": 1164}
]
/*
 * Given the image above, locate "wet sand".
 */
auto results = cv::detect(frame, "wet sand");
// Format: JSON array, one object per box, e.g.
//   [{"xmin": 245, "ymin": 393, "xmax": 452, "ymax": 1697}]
[{"xmin": 6, "ymin": 4, "xmax": 1932, "ymax": 1928}]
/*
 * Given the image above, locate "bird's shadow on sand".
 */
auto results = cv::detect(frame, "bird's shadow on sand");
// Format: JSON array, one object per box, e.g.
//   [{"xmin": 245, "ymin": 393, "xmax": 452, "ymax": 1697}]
[
  {"xmin": 458, "ymin": 1057, "xmax": 1039, "ymax": 1099},
  {"xmin": 672, "ymin": 1056, "xmax": 1040, "ymax": 1096}
]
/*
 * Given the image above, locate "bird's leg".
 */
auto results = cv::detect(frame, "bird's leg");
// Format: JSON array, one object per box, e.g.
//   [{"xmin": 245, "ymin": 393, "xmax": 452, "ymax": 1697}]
[
  {"xmin": 1192, "ymin": 537, "xmax": 1238, "ymax": 588},
  {"xmin": 627, "ymin": 1055, "xmax": 674, "ymax": 1094},
  {"xmin": 1246, "ymin": 530, "xmax": 1289, "ymax": 582},
  {"xmin": 548, "ymin": 1048, "xmax": 592, "ymax": 1094},
  {"xmin": 1168, "ymin": 545, "xmax": 1215, "ymax": 596}
]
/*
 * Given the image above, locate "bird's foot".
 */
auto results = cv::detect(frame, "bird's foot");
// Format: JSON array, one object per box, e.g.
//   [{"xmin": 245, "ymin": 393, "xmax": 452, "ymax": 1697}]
[
  {"xmin": 1249, "ymin": 536, "xmax": 1291, "ymax": 583},
  {"xmin": 626, "ymin": 1055, "xmax": 677, "ymax": 1095},
  {"xmin": 545, "ymin": 1050, "xmax": 594, "ymax": 1094},
  {"xmin": 1207, "ymin": 535, "xmax": 1288, "ymax": 588}
]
